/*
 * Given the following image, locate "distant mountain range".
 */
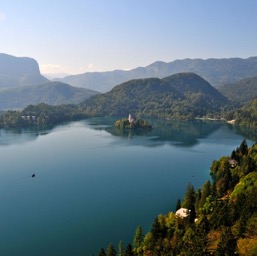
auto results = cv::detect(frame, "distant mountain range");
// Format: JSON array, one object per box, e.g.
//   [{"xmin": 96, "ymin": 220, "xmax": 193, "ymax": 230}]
[
  {"xmin": 56, "ymin": 57, "xmax": 257, "ymax": 92},
  {"xmin": 1, "ymin": 53, "xmax": 257, "ymax": 114},
  {"xmin": 0, "ymin": 53, "xmax": 49, "ymax": 88},
  {"xmin": 218, "ymin": 77, "xmax": 257, "ymax": 105},
  {"xmin": 80, "ymin": 72, "xmax": 227, "ymax": 119},
  {"xmin": 0, "ymin": 81, "xmax": 99, "ymax": 110}
]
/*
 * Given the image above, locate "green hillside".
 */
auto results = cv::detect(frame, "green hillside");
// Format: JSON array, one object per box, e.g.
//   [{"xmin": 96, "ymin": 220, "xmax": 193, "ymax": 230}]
[
  {"xmin": 234, "ymin": 97, "xmax": 257, "ymax": 128},
  {"xmin": 218, "ymin": 77, "xmax": 257, "ymax": 105},
  {"xmin": 98, "ymin": 140, "xmax": 257, "ymax": 255},
  {"xmin": 80, "ymin": 73, "xmax": 228, "ymax": 120},
  {"xmin": 0, "ymin": 81, "xmax": 99, "ymax": 110}
]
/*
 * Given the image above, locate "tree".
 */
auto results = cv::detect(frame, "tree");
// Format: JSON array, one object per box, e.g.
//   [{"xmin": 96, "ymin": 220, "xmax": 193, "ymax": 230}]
[
  {"xmin": 124, "ymin": 244, "xmax": 133, "ymax": 256},
  {"xmin": 151, "ymin": 217, "xmax": 162, "ymax": 241},
  {"xmin": 189, "ymin": 205, "xmax": 196, "ymax": 224},
  {"xmin": 231, "ymin": 150, "xmax": 236, "ymax": 160},
  {"xmin": 176, "ymin": 198, "xmax": 181, "ymax": 211},
  {"xmin": 182, "ymin": 183, "xmax": 196, "ymax": 210},
  {"xmin": 118, "ymin": 241, "xmax": 123, "ymax": 256},
  {"xmin": 239, "ymin": 139, "xmax": 248, "ymax": 155},
  {"xmin": 98, "ymin": 248, "xmax": 107, "ymax": 256},
  {"xmin": 106, "ymin": 243, "xmax": 116, "ymax": 256},
  {"xmin": 215, "ymin": 227, "xmax": 238, "ymax": 256},
  {"xmin": 198, "ymin": 180, "xmax": 212, "ymax": 211},
  {"xmin": 133, "ymin": 225, "xmax": 143, "ymax": 248}
]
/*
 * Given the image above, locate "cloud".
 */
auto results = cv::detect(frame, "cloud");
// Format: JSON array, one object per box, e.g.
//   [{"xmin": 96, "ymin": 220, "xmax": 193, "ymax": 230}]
[
  {"xmin": 88, "ymin": 64, "xmax": 94, "ymax": 70},
  {"xmin": 0, "ymin": 12, "xmax": 6, "ymax": 21},
  {"xmin": 77, "ymin": 64, "xmax": 95, "ymax": 73},
  {"xmin": 40, "ymin": 64, "xmax": 64, "ymax": 74}
]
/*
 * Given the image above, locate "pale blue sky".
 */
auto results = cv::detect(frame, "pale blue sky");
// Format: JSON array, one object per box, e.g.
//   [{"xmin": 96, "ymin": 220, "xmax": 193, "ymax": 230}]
[{"xmin": 1, "ymin": 0, "xmax": 257, "ymax": 75}]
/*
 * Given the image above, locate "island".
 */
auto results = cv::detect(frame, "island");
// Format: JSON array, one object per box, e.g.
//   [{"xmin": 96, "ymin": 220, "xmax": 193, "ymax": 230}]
[{"xmin": 114, "ymin": 114, "xmax": 152, "ymax": 129}]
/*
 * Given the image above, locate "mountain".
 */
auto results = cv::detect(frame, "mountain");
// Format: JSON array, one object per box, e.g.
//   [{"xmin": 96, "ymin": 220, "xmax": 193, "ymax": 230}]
[
  {"xmin": 234, "ymin": 97, "xmax": 257, "ymax": 129},
  {"xmin": 80, "ymin": 72, "xmax": 227, "ymax": 119},
  {"xmin": 56, "ymin": 57, "xmax": 257, "ymax": 92},
  {"xmin": 218, "ymin": 77, "xmax": 257, "ymax": 105},
  {"xmin": 0, "ymin": 53, "xmax": 48, "ymax": 89},
  {"xmin": 0, "ymin": 81, "xmax": 99, "ymax": 110}
]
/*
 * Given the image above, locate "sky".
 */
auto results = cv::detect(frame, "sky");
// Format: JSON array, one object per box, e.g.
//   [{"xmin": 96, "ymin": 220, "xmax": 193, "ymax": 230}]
[{"xmin": 1, "ymin": 0, "xmax": 257, "ymax": 75}]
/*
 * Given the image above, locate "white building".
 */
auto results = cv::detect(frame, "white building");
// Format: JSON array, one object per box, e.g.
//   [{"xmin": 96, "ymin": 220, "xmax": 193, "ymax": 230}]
[
  {"xmin": 175, "ymin": 208, "xmax": 190, "ymax": 218},
  {"xmin": 128, "ymin": 114, "xmax": 135, "ymax": 123}
]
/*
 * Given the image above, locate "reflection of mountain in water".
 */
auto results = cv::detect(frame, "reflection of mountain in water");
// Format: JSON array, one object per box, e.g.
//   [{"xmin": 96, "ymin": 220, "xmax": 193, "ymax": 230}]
[
  {"xmin": 0, "ymin": 126, "xmax": 52, "ymax": 146},
  {"xmin": 2, "ymin": 117, "xmax": 257, "ymax": 147},
  {"xmin": 227, "ymin": 124, "xmax": 257, "ymax": 142},
  {"xmin": 88, "ymin": 117, "xmax": 226, "ymax": 147}
]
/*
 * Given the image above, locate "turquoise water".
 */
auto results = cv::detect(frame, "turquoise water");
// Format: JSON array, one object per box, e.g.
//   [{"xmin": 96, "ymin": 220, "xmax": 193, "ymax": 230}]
[{"xmin": 0, "ymin": 118, "xmax": 255, "ymax": 255}]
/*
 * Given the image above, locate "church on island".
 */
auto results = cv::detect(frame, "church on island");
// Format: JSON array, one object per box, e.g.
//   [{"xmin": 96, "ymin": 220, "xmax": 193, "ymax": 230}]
[{"xmin": 114, "ymin": 114, "xmax": 152, "ymax": 129}]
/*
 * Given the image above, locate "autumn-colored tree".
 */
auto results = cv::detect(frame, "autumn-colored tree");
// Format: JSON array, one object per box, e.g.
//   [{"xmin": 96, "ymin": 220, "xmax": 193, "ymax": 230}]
[{"xmin": 215, "ymin": 227, "xmax": 238, "ymax": 256}]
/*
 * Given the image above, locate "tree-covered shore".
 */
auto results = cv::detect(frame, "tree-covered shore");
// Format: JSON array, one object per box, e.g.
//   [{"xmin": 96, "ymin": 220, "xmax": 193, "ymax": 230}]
[
  {"xmin": 98, "ymin": 140, "xmax": 257, "ymax": 256},
  {"xmin": 0, "ymin": 103, "xmax": 87, "ymax": 128}
]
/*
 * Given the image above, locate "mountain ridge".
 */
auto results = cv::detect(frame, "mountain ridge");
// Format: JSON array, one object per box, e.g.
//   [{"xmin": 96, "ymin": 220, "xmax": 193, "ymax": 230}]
[
  {"xmin": 80, "ymin": 72, "xmax": 227, "ymax": 119},
  {"xmin": 56, "ymin": 57, "xmax": 257, "ymax": 92},
  {"xmin": 0, "ymin": 53, "xmax": 49, "ymax": 88},
  {"xmin": 0, "ymin": 81, "xmax": 99, "ymax": 110}
]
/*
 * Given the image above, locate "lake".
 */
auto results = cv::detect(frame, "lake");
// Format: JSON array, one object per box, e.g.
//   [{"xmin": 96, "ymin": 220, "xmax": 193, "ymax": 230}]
[{"xmin": 0, "ymin": 117, "xmax": 255, "ymax": 256}]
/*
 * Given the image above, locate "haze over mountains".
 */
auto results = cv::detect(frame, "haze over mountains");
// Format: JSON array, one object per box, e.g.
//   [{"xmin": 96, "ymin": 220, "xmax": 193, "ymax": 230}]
[
  {"xmin": 56, "ymin": 57, "xmax": 257, "ymax": 92},
  {"xmin": 0, "ymin": 54, "xmax": 99, "ymax": 109},
  {"xmin": 1, "ymin": 53, "xmax": 257, "ymax": 112}
]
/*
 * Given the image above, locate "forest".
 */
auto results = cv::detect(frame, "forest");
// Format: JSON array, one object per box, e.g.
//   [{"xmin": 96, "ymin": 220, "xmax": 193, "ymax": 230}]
[
  {"xmin": 0, "ymin": 103, "xmax": 87, "ymax": 128},
  {"xmin": 97, "ymin": 140, "xmax": 257, "ymax": 256},
  {"xmin": 0, "ymin": 72, "xmax": 256, "ymax": 130}
]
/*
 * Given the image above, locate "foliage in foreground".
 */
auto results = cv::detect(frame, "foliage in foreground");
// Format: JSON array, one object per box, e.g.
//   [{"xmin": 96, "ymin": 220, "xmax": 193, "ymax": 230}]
[{"xmin": 98, "ymin": 140, "xmax": 257, "ymax": 255}]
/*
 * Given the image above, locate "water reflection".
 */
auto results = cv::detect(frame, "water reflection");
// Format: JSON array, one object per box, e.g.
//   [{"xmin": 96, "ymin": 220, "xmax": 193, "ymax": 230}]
[
  {"xmin": 0, "ymin": 126, "xmax": 53, "ymax": 146},
  {"xmin": 0, "ymin": 117, "xmax": 256, "ymax": 147},
  {"xmin": 88, "ymin": 117, "xmax": 232, "ymax": 147}
]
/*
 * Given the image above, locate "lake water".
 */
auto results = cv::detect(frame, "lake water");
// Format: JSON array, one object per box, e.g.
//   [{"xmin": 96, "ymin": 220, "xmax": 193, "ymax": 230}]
[{"xmin": 0, "ymin": 117, "xmax": 255, "ymax": 256}]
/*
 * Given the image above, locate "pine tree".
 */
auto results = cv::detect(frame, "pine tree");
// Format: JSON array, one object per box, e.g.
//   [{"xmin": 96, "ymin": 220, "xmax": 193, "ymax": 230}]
[
  {"xmin": 118, "ymin": 241, "xmax": 123, "ymax": 256},
  {"xmin": 151, "ymin": 217, "xmax": 162, "ymax": 241},
  {"xmin": 106, "ymin": 243, "xmax": 116, "ymax": 256},
  {"xmin": 215, "ymin": 227, "xmax": 238, "ymax": 256},
  {"xmin": 183, "ymin": 183, "xmax": 196, "ymax": 210},
  {"xmin": 239, "ymin": 139, "xmax": 248, "ymax": 155},
  {"xmin": 176, "ymin": 198, "xmax": 181, "ymax": 211},
  {"xmin": 133, "ymin": 225, "xmax": 143, "ymax": 248},
  {"xmin": 198, "ymin": 180, "xmax": 212, "ymax": 210},
  {"xmin": 98, "ymin": 248, "xmax": 107, "ymax": 256},
  {"xmin": 124, "ymin": 244, "xmax": 133, "ymax": 256}
]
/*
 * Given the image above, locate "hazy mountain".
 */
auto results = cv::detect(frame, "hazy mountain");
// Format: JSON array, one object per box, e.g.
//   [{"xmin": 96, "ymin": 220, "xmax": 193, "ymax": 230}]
[
  {"xmin": 0, "ymin": 81, "xmax": 99, "ymax": 110},
  {"xmin": 218, "ymin": 77, "xmax": 257, "ymax": 105},
  {"xmin": 0, "ymin": 53, "xmax": 49, "ymax": 89},
  {"xmin": 43, "ymin": 73, "xmax": 70, "ymax": 79},
  {"xmin": 80, "ymin": 72, "xmax": 227, "ymax": 119},
  {"xmin": 56, "ymin": 57, "xmax": 257, "ymax": 92}
]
